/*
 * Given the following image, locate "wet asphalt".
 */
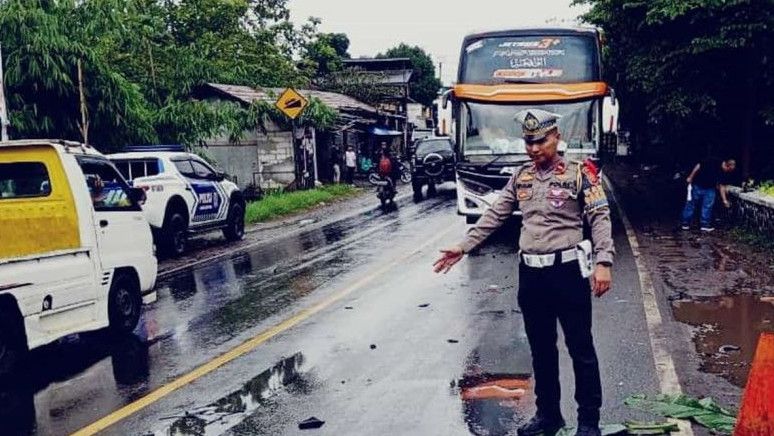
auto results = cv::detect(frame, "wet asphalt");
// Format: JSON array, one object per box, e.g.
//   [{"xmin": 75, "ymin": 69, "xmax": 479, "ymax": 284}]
[{"xmin": 1, "ymin": 185, "xmax": 661, "ymax": 436}]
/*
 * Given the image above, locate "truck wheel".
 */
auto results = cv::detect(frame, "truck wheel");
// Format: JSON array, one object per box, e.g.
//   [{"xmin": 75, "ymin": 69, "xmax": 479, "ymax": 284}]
[
  {"xmin": 108, "ymin": 272, "xmax": 142, "ymax": 335},
  {"xmin": 162, "ymin": 211, "xmax": 188, "ymax": 257},
  {"xmin": 427, "ymin": 182, "xmax": 438, "ymax": 197},
  {"xmin": 223, "ymin": 203, "xmax": 245, "ymax": 241},
  {"xmin": 0, "ymin": 317, "xmax": 23, "ymax": 378}
]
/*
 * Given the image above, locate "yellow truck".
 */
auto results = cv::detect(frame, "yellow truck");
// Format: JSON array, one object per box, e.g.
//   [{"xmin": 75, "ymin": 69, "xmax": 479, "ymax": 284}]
[{"xmin": 0, "ymin": 140, "xmax": 157, "ymax": 376}]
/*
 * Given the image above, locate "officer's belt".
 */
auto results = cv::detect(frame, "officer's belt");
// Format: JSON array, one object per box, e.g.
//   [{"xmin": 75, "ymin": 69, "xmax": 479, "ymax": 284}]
[{"xmin": 520, "ymin": 248, "xmax": 577, "ymax": 268}]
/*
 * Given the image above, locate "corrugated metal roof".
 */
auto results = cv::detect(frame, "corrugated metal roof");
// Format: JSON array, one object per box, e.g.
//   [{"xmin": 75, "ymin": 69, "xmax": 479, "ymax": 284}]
[{"xmin": 202, "ymin": 83, "xmax": 377, "ymax": 114}]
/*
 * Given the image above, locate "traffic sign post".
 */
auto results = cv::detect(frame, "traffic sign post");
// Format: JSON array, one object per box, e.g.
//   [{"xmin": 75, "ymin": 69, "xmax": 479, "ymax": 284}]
[{"xmin": 275, "ymin": 88, "xmax": 310, "ymax": 189}]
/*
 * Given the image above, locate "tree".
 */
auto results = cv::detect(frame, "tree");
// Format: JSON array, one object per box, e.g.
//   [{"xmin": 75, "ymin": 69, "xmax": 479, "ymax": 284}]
[
  {"xmin": 378, "ymin": 44, "xmax": 442, "ymax": 107},
  {"xmin": 0, "ymin": 0, "xmax": 335, "ymax": 151},
  {"xmin": 576, "ymin": 0, "xmax": 774, "ymax": 177},
  {"xmin": 300, "ymin": 31, "xmax": 351, "ymax": 77}
]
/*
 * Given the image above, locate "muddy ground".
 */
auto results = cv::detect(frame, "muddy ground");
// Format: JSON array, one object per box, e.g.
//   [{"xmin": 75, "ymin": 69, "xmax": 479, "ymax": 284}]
[{"xmin": 606, "ymin": 161, "xmax": 774, "ymax": 411}]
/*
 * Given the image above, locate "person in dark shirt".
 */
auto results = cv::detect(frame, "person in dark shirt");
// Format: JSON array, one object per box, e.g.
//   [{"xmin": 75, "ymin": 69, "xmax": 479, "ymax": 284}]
[{"xmin": 681, "ymin": 157, "xmax": 737, "ymax": 232}]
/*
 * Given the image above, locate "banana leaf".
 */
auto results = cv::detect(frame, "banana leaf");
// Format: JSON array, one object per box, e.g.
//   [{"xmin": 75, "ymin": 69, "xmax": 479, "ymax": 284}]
[
  {"xmin": 624, "ymin": 421, "xmax": 680, "ymax": 435},
  {"xmin": 625, "ymin": 394, "xmax": 736, "ymax": 435}
]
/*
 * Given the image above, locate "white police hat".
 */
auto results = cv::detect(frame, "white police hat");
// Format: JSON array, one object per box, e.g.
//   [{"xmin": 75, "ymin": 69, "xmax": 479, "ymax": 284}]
[{"xmin": 514, "ymin": 109, "xmax": 562, "ymax": 143}]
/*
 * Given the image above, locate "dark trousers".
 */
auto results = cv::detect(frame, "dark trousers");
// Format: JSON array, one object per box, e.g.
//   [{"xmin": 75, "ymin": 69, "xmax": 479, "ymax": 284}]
[
  {"xmin": 345, "ymin": 166, "xmax": 356, "ymax": 184},
  {"xmin": 518, "ymin": 260, "xmax": 602, "ymax": 425}
]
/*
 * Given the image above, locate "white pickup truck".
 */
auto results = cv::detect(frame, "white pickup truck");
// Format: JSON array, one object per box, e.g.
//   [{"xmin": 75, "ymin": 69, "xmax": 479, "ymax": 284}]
[{"xmin": 0, "ymin": 140, "xmax": 157, "ymax": 376}]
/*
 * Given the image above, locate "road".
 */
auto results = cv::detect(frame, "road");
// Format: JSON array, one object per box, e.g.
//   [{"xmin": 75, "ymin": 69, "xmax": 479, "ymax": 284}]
[{"xmin": 1, "ymin": 187, "xmax": 662, "ymax": 436}]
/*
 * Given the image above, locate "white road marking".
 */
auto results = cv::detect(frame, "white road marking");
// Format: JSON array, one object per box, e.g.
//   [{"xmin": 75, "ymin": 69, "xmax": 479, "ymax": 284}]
[{"xmin": 604, "ymin": 175, "xmax": 694, "ymax": 436}]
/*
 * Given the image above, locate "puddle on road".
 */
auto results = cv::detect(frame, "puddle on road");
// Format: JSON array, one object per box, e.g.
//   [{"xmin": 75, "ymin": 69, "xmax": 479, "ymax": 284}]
[
  {"xmin": 672, "ymin": 295, "xmax": 774, "ymax": 387},
  {"xmin": 155, "ymin": 353, "xmax": 310, "ymax": 436},
  {"xmin": 455, "ymin": 373, "xmax": 534, "ymax": 436}
]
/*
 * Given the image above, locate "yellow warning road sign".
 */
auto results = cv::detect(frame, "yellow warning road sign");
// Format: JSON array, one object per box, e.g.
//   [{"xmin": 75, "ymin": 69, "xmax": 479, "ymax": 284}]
[{"xmin": 275, "ymin": 88, "xmax": 309, "ymax": 120}]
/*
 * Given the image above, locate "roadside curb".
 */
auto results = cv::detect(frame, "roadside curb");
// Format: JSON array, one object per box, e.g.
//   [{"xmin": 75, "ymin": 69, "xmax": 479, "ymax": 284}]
[
  {"xmin": 604, "ymin": 175, "xmax": 695, "ymax": 436},
  {"xmin": 157, "ymin": 189, "xmax": 415, "ymax": 280}
]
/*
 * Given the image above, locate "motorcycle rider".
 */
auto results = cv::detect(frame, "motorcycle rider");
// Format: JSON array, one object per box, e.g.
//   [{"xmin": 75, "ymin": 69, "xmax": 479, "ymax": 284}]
[{"xmin": 377, "ymin": 141, "xmax": 401, "ymax": 187}]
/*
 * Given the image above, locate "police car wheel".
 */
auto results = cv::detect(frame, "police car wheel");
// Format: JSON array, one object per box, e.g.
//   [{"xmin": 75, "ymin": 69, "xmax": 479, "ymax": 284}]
[
  {"xmin": 224, "ymin": 203, "xmax": 245, "ymax": 241},
  {"xmin": 108, "ymin": 273, "xmax": 141, "ymax": 335},
  {"xmin": 163, "ymin": 212, "xmax": 188, "ymax": 256}
]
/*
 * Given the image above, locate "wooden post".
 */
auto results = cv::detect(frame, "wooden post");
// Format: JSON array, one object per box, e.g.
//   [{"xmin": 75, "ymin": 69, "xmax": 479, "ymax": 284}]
[
  {"xmin": 77, "ymin": 59, "xmax": 89, "ymax": 145},
  {"xmin": 0, "ymin": 43, "xmax": 9, "ymax": 141}
]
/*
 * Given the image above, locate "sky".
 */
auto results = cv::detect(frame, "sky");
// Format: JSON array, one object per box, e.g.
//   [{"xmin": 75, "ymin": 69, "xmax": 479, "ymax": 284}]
[{"xmin": 288, "ymin": 0, "xmax": 589, "ymax": 85}]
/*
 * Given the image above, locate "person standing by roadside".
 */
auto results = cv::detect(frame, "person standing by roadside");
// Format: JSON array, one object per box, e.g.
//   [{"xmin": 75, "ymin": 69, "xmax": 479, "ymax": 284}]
[
  {"xmin": 344, "ymin": 146, "xmax": 357, "ymax": 185},
  {"xmin": 680, "ymin": 157, "xmax": 737, "ymax": 232},
  {"xmin": 433, "ymin": 109, "xmax": 614, "ymax": 436},
  {"xmin": 331, "ymin": 144, "xmax": 342, "ymax": 184}
]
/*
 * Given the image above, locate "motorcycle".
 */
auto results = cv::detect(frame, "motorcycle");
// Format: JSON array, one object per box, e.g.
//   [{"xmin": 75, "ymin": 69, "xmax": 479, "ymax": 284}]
[{"xmin": 369, "ymin": 174, "xmax": 396, "ymax": 207}]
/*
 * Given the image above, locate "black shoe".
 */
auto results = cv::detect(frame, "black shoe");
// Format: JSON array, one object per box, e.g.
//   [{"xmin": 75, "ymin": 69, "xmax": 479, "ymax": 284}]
[
  {"xmin": 517, "ymin": 414, "xmax": 566, "ymax": 436},
  {"xmin": 574, "ymin": 423, "xmax": 601, "ymax": 436}
]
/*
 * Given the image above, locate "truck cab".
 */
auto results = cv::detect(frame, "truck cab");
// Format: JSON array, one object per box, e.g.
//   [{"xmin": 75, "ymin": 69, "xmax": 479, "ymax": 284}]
[{"xmin": 0, "ymin": 140, "xmax": 157, "ymax": 376}]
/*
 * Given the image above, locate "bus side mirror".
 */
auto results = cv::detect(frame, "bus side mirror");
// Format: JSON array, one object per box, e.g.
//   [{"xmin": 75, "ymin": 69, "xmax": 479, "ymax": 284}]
[
  {"xmin": 441, "ymin": 89, "xmax": 453, "ymax": 110},
  {"xmin": 609, "ymin": 87, "xmax": 617, "ymax": 106}
]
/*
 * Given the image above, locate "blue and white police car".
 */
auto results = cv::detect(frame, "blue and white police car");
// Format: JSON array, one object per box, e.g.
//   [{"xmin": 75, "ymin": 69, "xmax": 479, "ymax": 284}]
[{"xmin": 109, "ymin": 146, "xmax": 245, "ymax": 257}]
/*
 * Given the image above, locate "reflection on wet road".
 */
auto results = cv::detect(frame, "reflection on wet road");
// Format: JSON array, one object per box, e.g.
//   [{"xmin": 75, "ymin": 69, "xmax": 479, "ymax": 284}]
[
  {"xmin": 3, "ymin": 187, "xmax": 658, "ymax": 436},
  {"xmin": 2, "ymin": 194, "xmax": 454, "ymax": 435}
]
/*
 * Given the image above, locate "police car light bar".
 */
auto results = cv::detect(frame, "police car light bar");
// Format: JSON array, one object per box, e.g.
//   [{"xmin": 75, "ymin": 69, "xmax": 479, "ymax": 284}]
[{"xmin": 124, "ymin": 144, "xmax": 186, "ymax": 152}]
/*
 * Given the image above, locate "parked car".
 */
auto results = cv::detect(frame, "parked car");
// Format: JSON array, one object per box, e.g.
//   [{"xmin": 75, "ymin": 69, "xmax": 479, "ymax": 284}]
[
  {"xmin": 108, "ymin": 146, "xmax": 245, "ymax": 257},
  {"xmin": 410, "ymin": 137, "xmax": 456, "ymax": 199},
  {"xmin": 0, "ymin": 139, "xmax": 157, "ymax": 376}
]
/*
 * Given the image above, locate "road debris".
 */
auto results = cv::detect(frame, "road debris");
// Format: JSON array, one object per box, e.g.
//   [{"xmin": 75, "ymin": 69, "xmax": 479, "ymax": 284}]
[
  {"xmin": 447, "ymin": 339, "xmax": 459, "ymax": 344},
  {"xmin": 369, "ymin": 344, "xmax": 377, "ymax": 350},
  {"xmin": 298, "ymin": 417, "xmax": 325, "ymax": 430},
  {"xmin": 418, "ymin": 303, "xmax": 430, "ymax": 308},
  {"xmin": 718, "ymin": 344, "xmax": 741, "ymax": 353},
  {"xmin": 625, "ymin": 394, "xmax": 736, "ymax": 435}
]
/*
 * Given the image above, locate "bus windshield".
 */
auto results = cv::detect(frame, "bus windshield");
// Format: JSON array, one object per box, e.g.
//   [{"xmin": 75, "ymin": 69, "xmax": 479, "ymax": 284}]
[
  {"xmin": 461, "ymin": 100, "xmax": 598, "ymax": 156},
  {"xmin": 461, "ymin": 34, "xmax": 599, "ymax": 84}
]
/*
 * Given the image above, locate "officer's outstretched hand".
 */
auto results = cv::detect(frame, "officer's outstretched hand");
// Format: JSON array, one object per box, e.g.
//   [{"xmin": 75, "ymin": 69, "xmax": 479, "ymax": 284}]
[
  {"xmin": 433, "ymin": 246, "xmax": 464, "ymax": 274},
  {"xmin": 591, "ymin": 264, "xmax": 612, "ymax": 297}
]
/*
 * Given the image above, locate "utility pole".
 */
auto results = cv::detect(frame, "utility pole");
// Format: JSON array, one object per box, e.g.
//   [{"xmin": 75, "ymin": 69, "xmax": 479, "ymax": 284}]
[{"xmin": 0, "ymin": 42, "xmax": 10, "ymax": 141}]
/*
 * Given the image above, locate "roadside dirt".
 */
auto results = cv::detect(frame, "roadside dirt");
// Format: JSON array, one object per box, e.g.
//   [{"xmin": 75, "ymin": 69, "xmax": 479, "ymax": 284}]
[{"xmin": 607, "ymin": 161, "xmax": 774, "ymax": 410}]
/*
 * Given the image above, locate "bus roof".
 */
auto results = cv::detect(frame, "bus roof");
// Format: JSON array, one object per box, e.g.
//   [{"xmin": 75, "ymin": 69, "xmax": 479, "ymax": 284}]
[{"xmin": 462, "ymin": 27, "xmax": 600, "ymax": 44}]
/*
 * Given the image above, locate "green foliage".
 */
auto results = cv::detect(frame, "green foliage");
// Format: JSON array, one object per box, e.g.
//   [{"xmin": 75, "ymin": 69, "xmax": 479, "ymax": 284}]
[
  {"xmin": 378, "ymin": 44, "xmax": 442, "ymax": 107},
  {"xmin": 625, "ymin": 394, "xmax": 736, "ymax": 435},
  {"xmin": 245, "ymin": 184, "xmax": 359, "ymax": 223},
  {"xmin": 299, "ymin": 31, "xmax": 351, "ymax": 77},
  {"xmin": 758, "ymin": 180, "xmax": 774, "ymax": 197},
  {"xmin": 0, "ymin": 0, "xmax": 331, "ymax": 151},
  {"xmin": 576, "ymin": 0, "xmax": 774, "ymax": 175}
]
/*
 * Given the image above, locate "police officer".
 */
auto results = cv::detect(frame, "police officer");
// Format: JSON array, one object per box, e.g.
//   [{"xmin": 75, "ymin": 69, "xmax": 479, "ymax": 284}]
[{"xmin": 434, "ymin": 109, "xmax": 614, "ymax": 436}]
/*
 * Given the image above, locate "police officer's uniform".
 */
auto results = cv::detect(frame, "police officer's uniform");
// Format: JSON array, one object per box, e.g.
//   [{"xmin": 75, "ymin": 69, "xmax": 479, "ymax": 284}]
[{"xmin": 458, "ymin": 110, "xmax": 614, "ymax": 434}]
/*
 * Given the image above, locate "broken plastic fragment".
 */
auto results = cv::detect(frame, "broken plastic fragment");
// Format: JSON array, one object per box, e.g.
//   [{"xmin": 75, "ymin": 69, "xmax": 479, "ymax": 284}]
[
  {"xmin": 418, "ymin": 303, "xmax": 430, "ymax": 308},
  {"xmin": 447, "ymin": 339, "xmax": 459, "ymax": 344},
  {"xmin": 298, "ymin": 417, "xmax": 325, "ymax": 430},
  {"xmin": 719, "ymin": 344, "xmax": 741, "ymax": 353},
  {"xmin": 370, "ymin": 344, "xmax": 377, "ymax": 349}
]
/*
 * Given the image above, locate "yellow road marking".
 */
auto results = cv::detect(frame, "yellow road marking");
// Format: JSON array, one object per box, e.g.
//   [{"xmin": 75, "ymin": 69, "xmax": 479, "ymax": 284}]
[{"xmin": 71, "ymin": 222, "xmax": 459, "ymax": 435}]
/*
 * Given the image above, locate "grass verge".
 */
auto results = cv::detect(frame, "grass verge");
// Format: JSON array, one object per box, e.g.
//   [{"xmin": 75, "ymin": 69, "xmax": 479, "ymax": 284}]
[{"xmin": 245, "ymin": 184, "xmax": 361, "ymax": 224}]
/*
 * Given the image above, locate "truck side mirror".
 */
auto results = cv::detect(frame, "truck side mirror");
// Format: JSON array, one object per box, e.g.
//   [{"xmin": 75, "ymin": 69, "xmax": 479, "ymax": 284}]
[{"xmin": 129, "ymin": 187, "xmax": 146, "ymax": 205}]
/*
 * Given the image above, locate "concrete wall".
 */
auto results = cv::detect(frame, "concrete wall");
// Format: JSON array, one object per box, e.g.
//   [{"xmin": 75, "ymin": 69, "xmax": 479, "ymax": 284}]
[
  {"xmin": 204, "ymin": 122, "xmax": 296, "ymax": 189},
  {"xmin": 729, "ymin": 187, "xmax": 774, "ymax": 238}
]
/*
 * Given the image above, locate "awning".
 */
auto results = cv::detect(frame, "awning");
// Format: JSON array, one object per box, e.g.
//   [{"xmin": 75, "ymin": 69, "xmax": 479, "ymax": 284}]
[{"xmin": 370, "ymin": 127, "xmax": 403, "ymax": 136}]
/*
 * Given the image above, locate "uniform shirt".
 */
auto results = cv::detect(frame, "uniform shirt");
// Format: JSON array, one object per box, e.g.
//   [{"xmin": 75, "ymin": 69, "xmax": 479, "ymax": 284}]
[{"xmin": 459, "ymin": 156, "xmax": 615, "ymax": 265}]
